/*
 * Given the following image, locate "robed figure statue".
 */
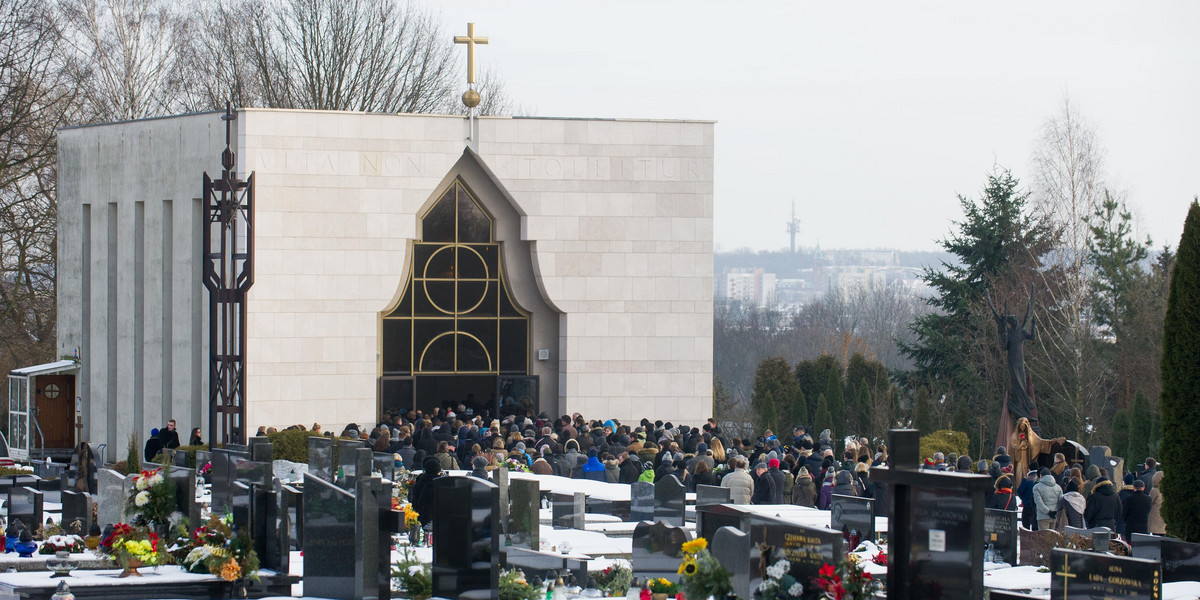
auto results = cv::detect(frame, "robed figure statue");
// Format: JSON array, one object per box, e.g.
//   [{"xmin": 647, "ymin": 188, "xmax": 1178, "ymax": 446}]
[{"xmin": 988, "ymin": 286, "xmax": 1041, "ymax": 442}]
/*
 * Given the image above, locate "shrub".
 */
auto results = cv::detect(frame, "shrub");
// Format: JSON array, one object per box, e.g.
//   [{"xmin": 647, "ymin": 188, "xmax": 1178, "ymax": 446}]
[
  {"xmin": 124, "ymin": 434, "xmax": 141, "ymax": 475},
  {"xmin": 266, "ymin": 429, "xmax": 319, "ymax": 463},
  {"xmin": 919, "ymin": 429, "xmax": 970, "ymax": 463},
  {"xmin": 152, "ymin": 445, "xmax": 210, "ymax": 469}
]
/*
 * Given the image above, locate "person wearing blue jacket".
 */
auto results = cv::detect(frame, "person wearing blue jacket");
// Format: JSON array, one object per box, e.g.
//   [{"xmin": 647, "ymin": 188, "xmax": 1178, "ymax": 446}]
[{"xmin": 580, "ymin": 448, "xmax": 606, "ymax": 481}]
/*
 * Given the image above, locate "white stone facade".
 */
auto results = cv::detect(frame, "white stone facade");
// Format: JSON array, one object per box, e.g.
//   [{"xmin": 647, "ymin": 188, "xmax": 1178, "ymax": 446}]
[{"xmin": 57, "ymin": 109, "xmax": 714, "ymax": 449}]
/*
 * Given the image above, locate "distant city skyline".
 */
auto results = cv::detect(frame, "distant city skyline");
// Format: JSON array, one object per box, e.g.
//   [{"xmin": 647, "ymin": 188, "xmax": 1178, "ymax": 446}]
[{"xmin": 428, "ymin": 1, "xmax": 1199, "ymax": 252}]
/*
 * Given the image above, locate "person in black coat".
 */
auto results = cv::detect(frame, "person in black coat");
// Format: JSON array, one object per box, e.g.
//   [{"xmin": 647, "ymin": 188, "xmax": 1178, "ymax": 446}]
[
  {"xmin": 1122, "ymin": 480, "xmax": 1153, "ymax": 538},
  {"xmin": 988, "ymin": 476, "xmax": 1017, "ymax": 511},
  {"xmin": 1084, "ymin": 478, "xmax": 1122, "ymax": 531},
  {"xmin": 617, "ymin": 453, "xmax": 642, "ymax": 484},
  {"xmin": 765, "ymin": 459, "xmax": 786, "ymax": 504},
  {"xmin": 144, "ymin": 428, "xmax": 162, "ymax": 461},
  {"xmin": 750, "ymin": 462, "xmax": 775, "ymax": 505},
  {"xmin": 410, "ymin": 458, "xmax": 443, "ymax": 526},
  {"xmin": 1016, "ymin": 470, "xmax": 1039, "ymax": 529}
]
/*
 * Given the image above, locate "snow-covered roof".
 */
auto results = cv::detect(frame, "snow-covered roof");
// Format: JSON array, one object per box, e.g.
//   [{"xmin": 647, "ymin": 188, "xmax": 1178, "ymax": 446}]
[{"xmin": 8, "ymin": 360, "xmax": 79, "ymax": 378}]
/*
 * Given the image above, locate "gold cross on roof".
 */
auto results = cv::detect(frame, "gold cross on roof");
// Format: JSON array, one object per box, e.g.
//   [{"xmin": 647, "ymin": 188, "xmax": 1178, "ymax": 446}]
[{"xmin": 454, "ymin": 22, "xmax": 488, "ymax": 85}]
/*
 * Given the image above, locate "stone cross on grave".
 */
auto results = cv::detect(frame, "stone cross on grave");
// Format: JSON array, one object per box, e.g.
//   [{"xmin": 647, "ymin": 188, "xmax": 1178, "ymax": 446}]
[{"xmin": 1055, "ymin": 552, "xmax": 1075, "ymax": 597}]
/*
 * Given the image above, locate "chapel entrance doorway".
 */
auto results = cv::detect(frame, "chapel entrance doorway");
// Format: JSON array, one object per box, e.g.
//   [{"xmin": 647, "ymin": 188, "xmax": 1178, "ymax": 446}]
[{"xmin": 35, "ymin": 375, "xmax": 74, "ymax": 449}]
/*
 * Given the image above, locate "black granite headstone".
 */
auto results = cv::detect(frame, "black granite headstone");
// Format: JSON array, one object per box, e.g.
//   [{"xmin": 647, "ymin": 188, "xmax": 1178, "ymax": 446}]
[
  {"xmin": 695, "ymin": 503, "xmax": 752, "ymax": 542},
  {"xmin": 166, "ymin": 466, "xmax": 199, "ymax": 527},
  {"xmin": 308, "ymin": 436, "xmax": 334, "ymax": 483},
  {"xmin": 747, "ymin": 516, "xmax": 844, "ymax": 600},
  {"xmin": 210, "ymin": 449, "xmax": 237, "ymax": 512},
  {"xmin": 59, "ymin": 490, "xmax": 92, "ymax": 535},
  {"xmin": 988, "ymin": 592, "xmax": 1040, "ymax": 600},
  {"xmin": 984, "ymin": 508, "xmax": 1018, "ymax": 565},
  {"xmin": 1063, "ymin": 526, "xmax": 1113, "ymax": 552},
  {"xmin": 281, "ymin": 484, "xmax": 303, "ymax": 551},
  {"xmin": 830, "ymin": 494, "xmax": 875, "ymax": 541},
  {"xmin": 695, "ymin": 484, "xmax": 730, "ymax": 507},
  {"xmin": 1130, "ymin": 533, "xmax": 1170, "ymax": 562},
  {"xmin": 504, "ymin": 479, "xmax": 539, "ymax": 549},
  {"xmin": 872, "ymin": 428, "xmax": 990, "ymax": 600},
  {"xmin": 551, "ymin": 492, "xmax": 584, "ymax": 530},
  {"xmin": 654, "ymin": 474, "xmax": 686, "ymax": 526},
  {"xmin": 632, "ymin": 520, "xmax": 689, "ymax": 581},
  {"xmin": 7, "ymin": 487, "xmax": 42, "ymax": 532},
  {"xmin": 250, "ymin": 436, "xmax": 273, "ymax": 462},
  {"xmin": 231, "ymin": 481, "xmax": 252, "ymax": 533},
  {"xmin": 630, "ymin": 481, "xmax": 654, "ymax": 522},
  {"xmin": 710, "ymin": 526, "xmax": 750, "ymax": 600},
  {"xmin": 429, "ymin": 475, "xmax": 500, "ymax": 600},
  {"xmin": 1049, "ymin": 548, "xmax": 1160, "ymax": 599},
  {"xmin": 1160, "ymin": 538, "xmax": 1200, "ymax": 584},
  {"xmin": 302, "ymin": 474, "xmax": 356, "ymax": 599},
  {"xmin": 373, "ymin": 452, "xmax": 395, "ymax": 482}
]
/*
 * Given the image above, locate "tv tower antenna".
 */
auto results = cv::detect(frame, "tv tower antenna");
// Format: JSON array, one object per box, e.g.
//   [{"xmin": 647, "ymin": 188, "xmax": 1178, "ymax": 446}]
[{"xmin": 787, "ymin": 200, "xmax": 801, "ymax": 254}]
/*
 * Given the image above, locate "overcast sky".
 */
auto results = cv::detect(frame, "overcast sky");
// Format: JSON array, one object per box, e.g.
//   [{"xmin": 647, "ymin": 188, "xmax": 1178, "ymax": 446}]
[{"xmin": 425, "ymin": 2, "xmax": 1199, "ymax": 252}]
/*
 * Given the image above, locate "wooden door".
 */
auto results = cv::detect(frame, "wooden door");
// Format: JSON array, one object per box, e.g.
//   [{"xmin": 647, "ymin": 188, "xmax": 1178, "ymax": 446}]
[{"xmin": 36, "ymin": 375, "xmax": 74, "ymax": 449}]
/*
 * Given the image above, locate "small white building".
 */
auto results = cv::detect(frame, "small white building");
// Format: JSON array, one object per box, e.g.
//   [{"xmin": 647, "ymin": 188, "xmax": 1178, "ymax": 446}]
[{"xmin": 48, "ymin": 109, "xmax": 715, "ymax": 452}]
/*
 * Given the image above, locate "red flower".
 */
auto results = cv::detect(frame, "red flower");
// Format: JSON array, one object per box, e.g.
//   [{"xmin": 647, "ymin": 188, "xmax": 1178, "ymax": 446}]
[
  {"xmin": 819, "ymin": 563, "xmax": 837, "ymax": 579},
  {"xmin": 873, "ymin": 551, "xmax": 888, "ymax": 566},
  {"xmin": 863, "ymin": 572, "xmax": 873, "ymax": 581},
  {"xmin": 1020, "ymin": 434, "xmax": 1026, "ymax": 439}
]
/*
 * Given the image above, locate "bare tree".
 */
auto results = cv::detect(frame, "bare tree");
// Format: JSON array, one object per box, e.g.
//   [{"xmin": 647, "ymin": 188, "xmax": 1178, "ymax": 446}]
[
  {"xmin": 1027, "ymin": 97, "xmax": 1109, "ymax": 442},
  {"xmin": 0, "ymin": 0, "xmax": 78, "ymax": 374},
  {"xmin": 57, "ymin": 0, "xmax": 188, "ymax": 121}
]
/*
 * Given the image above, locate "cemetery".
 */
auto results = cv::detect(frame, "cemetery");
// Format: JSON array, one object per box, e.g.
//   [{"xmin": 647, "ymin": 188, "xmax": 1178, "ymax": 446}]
[
  {"xmin": 0, "ymin": 3, "xmax": 1197, "ymax": 600},
  {"xmin": 0, "ymin": 425, "xmax": 1187, "ymax": 599}
]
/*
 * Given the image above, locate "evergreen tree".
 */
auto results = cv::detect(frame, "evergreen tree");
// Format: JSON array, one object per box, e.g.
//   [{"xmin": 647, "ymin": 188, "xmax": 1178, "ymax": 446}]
[
  {"xmin": 824, "ymin": 366, "xmax": 845, "ymax": 431},
  {"xmin": 1110, "ymin": 409, "xmax": 1130, "ymax": 464},
  {"xmin": 912, "ymin": 388, "xmax": 935, "ymax": 434},
  {"xmin": 855, "ymin": 380, "xmax": 871, "ymax": 437},
  {"xmin": 796, "ymin": 355, "xmax": 841, "ymax": 424},
  {"xmin": 814, "ymin": 393, "xmax": 833, "ymax": 435},
  {"xmin": 1088, "ymin": 191, "xmax": 1152, "ymax": 336},
  {"xmin": 1161, "ymin": 198, "xmax": 1200, "ymax": 542},
  {"xmin": 1128, "ymin": 391, "xmax": 1152, "ymax": 464},
  {"xmin": 752, "ymin": 357, "xmax": 797, "ymax": 434},
  {"xmin": 899, "ymin": 169, "xmax": 1050, "ymax": 448},
  {"xmin": 790, "ymin": 388, "xmax": 809, "ymax": 432}
]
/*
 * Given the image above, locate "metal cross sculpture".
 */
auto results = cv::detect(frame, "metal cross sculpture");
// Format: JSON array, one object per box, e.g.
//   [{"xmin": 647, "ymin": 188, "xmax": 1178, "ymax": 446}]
[{"xmin": 202, "ymin": 103, "xmax": 255, "ymax": 447}]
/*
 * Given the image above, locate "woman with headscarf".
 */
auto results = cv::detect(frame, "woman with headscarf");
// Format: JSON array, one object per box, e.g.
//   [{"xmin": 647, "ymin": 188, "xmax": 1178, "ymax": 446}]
[{"xmin": 1057, "ymin": 480, "xmax": 1086, "ymax": 530}]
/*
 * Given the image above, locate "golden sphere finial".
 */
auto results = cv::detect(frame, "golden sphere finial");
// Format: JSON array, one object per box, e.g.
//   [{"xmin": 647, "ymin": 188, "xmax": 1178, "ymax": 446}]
[{"xmin": 462, "ymin": 89, "xmax": 481, "ymax": 109}]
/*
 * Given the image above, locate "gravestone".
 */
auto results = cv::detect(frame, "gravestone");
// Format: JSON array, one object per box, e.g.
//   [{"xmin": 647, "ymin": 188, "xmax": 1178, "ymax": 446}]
[
  {"xmin": 1085, "ymin": 446, "xmax": 1109, "ymax": 472},
  {"xmin": 504, "ymin": 478, "xmax": 539, "ymax": 549},
  {"xmin": 746, "ymin": 516, "xmax": 844, "ymax": 600},
  {"xmin": 695, "ymin": 484, "xmax": 730, "ymax": 507},
  {"xmin": 871, "ymin": 428, "xmax": 990, "ymax": 600},
  {"xmin": 60, "ymin": 490, "xmax": 92, "ymax": 535},
  {"xmin": 194, "ymin": 449, "xmax": 212, "ymax": 471},
  {"xmin": 494, "ymin": 467, "xmax": 509, "ymax": 528},
  {"xmin": 630, "ymin": 481, "xmax": 654, "ymax": 522},
  {"xmin": 988, "ymin": 592, "xmax": 1040, "ymax": 600},
  {"xmin": 710, "ymin": 526, "xmax": 750, "ymax": 600},
  {"xmin": 231, "ymin": 481, "xmax": 252, "ymax": 533},
  {"xmin": 210, "ymin": 448, "xmax": 237, "ymax": 512},
  {"xmin": 1160, "ymin": 538, "xmax": 1200, "ymax": 584},
  {"xmin": 170, "ymin": 448, "xmax": 189, "ymax": 468},
  {"xmin": 166, "ymin": 466, "xmax": 199, "ymax": 526},
  {"xmin": 252, "ymin": 482, "xmax": 289, "ymax": 573},
  {"xmin": 96, "ymin": 469, "xmax": 128, "ymax": 527},
  {"xmin": 654, "ymin": 474, "xmax": 686, "ymax": 526},
  {"xmin": 429, "ymin": 475, "xmax": 500, "ymax": 600},
  {"xmin": 7, "ymin": 487, "xmax": 42, "ymax": 533},
  {"xmin": 632, "ymin": 520, "xmax": 689, "ymax": 581},
  {"xmin": 695, "ymin": 503, "xmax": 752, "ymax": 541},
  {"xmin": 308, "ymin": 436, "xmax": 334, "ymax": 482},
  {"xmin": 1019, "ymin": 528, "xmax": 1064, "ymax": 567},
  {"xmin": 1063, "ymin": 526, "xmax": 1113, "ymax": 553},
  {"xmin": 281, "ymin": 484, "xmax": 303, "ymax": 551},
  {"xmin": 983, "ymin": 508, "xmax": 1018, "ymax": 565},
  {"xmin": 302, "ymin": 474, "xmax": 356, "ymax": 599},
  {"xmin": 336, "ymin": 441, "xmax": 370, "ymax": 490},
  {"xmin": 250, "ymin": 436, "xmax": 273, "ymax": 462},
  {"xmin": 551, "ymin": 492, "xmax": 585, "ymax": 530},
  {"xmin": 1130, "ymin": 533, "xmax": 1170, "ymax": 562},
  {"xmin": 830, "ymin": 494, "xmax": 875, "ymax": 541},
  {"xmin": 373, "ymin": 452, "xmax": 395, "ymax": 482},
  {"xmin": 1049, "ymin": 548, "xmax": 1160, "ymax": 599}
]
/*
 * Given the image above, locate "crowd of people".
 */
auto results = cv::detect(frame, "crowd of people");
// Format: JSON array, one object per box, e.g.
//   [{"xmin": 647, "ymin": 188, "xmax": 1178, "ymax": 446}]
[{"xmin": 263, "ymin": 405, "xmax": 1165, "ymax": 541}]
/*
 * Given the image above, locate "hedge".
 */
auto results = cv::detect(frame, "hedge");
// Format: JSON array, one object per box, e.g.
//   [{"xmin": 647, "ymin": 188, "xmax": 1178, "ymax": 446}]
[{"xmin": 919, "ymin": 429, "xmax": 970, "ymax": 464}]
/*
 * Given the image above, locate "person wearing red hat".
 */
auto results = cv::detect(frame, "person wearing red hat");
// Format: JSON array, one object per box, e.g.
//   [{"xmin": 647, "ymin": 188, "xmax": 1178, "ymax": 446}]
[{"xmin": 766, "ymin": 458, "xmax": 785, "ymax": 504}]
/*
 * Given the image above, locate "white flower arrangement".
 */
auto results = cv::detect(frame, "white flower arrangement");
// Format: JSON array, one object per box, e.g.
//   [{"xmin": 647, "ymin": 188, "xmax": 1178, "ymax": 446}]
[
  {"xmin": 766, "ymin": 559, "xmax": 789, "ymax": 580},
  {"xmin": 134, "ymin": 491, "xmax": 151, "ymax": 507}
]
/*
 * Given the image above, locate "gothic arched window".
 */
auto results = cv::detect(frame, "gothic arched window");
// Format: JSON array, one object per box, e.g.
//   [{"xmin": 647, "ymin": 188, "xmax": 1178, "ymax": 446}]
[{"xmin": 381, "ymin": 179, "xmax": 529, "ymax": 375}]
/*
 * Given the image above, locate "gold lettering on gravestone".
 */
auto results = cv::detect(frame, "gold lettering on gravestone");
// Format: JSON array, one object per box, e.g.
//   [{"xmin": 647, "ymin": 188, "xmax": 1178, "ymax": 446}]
[{"xmin": 781, "ymin": 533, "xmax": 825, "ymax": 564}]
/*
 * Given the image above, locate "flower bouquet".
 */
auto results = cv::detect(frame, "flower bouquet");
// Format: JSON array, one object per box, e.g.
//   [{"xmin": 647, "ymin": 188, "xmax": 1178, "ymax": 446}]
[
  {"xmin": 181, "ymin": 514, "xmax": 260, "ymax": 582},
  {"xmin": 38, "ymin": 535, "xmax": 85, "ymax": 555},
  {"xmin": 99, "ymin": 523, "xmax": 167, "ymax": 577},
  {"xmin": 811, "ymin": 560, "xmax": 878, "ymax": 600},
  {"xmin": 126, "ymin": 467, "xmax": 177, "ymax": 528},
  {"xmin": 647, "ymin": 577, "xmax": 678, "ymax": 600},
  {"xmin": 498, "ymin": 569, "xmax": 541, "ymax": 600},
  {"xmin": 503, "ymin": 458, "xmax": 531, "ymax": 473},
  {"xmin": 592, "ymin": 563, "xmax": 633, "ymax": 597},
  {"xmin": 677, "ymin": 538, "xmax": 732, "ymax": 600},
  {"xmin": 759, "ymin": 558, "xmax": 805, "ymax": 600}
]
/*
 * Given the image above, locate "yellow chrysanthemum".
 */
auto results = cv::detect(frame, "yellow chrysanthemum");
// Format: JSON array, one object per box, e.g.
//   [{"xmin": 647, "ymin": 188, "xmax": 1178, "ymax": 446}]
[
  {"xmin": 681, "ymin": 538, "xmax": 707, "ymax": 555},
  {"xmin": 218, "ymin": 558, "xmax": 242, "ymax": 582}
]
